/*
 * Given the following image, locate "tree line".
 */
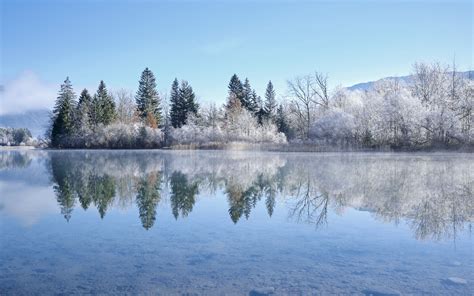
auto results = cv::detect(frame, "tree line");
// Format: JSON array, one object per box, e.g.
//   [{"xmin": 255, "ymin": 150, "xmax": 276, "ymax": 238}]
[{"xmin": 49, "ymin": 61, "xmax": 473, "ymax": 149}]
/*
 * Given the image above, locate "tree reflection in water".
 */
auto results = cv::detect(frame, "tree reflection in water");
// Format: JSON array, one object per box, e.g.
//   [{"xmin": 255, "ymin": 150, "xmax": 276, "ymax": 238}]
[{"xmin": 7, "ymin": 151, "xmax": 470, "ymax": 240}]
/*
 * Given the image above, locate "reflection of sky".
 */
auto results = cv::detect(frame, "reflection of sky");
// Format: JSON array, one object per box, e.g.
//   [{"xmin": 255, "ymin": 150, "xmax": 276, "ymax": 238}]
[{"xmin": 0, "ymin": 181, "xmax": 57, "ymax": 227}]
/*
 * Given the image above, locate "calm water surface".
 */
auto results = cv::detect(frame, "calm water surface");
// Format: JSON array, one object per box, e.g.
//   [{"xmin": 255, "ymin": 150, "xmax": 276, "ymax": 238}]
[{"xmin": 0, "ymin": 150, "xmax": 472, "ymax": 295}]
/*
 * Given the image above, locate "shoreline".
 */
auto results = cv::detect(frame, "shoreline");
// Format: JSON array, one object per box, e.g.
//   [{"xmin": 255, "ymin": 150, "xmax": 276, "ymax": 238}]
[{"xmin": 2, "ymin": 144, "xmax": 473, "ymax": 153}]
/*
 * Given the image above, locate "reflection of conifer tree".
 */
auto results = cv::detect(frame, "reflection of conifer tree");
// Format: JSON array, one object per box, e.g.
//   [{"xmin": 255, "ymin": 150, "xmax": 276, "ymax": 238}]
[
  {"xmin": 76, "ymin": 173, "xmax": 92, "ymax": 210},
  {"xmin": 50, "ymin": 154, "xmax": 76, "ymax": 222},
  {"xmin": 136, "ymin": 172, "xmax": 162, "ymax": 230},
  {"xmin": 170, "ymin": 171, "xmax": 199, "ymax": 219},
  {"xmin": 226, "ymin": 184, "xmax": 245, "ymax": 223},
  {"xmin": 89, "ymin": 175, "xmax": 116, "ymax": 219},
  {"xmin": 54, "ymin": 179, "xmax": 75, "ymax": 222},
  {"xmin": 265, "ymin": 189, "xmax": 276, "ymax": 217},
  {"xmin": 243, "ymin": 187, "xmax": 258, "ymax": 219}
]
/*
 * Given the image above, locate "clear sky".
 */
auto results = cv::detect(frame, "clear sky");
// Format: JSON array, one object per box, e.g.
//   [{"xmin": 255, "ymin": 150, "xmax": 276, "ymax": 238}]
[{"xmin": 1, "ymin": 0, "xmax": 472, "ymax": 113}]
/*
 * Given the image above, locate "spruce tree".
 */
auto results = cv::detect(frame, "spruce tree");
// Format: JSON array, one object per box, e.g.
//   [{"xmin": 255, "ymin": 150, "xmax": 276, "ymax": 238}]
[
  {"xmin": 180, "ymin": 80, "xmax": 199, "ymax": 119},
  {"xmin": 264, "ymin": 81, "xmax": 277, "ymax": 120},
  {"xmin": 136, "ymin": 68, "xmax": 161, "ymax": 127},
  {"xmin": 95, "ymin": 80, "xmax": 116, "ymax": 125},
  {"xmin": 228, "ymin": 74, "xmax": 244, "ymax": 104},
  {"xmin": 242, "ymin": 78, "xmax": 253, "ymax": 111},
  {"xmin": 170, "ymin": 79, "xmax": 199, "ymax": 128},
  {"xmin": 253, "ymin": 90, "xmax": 266, "ymax": 124},
  {"xmin": 276, "ymin": 104, "xmax": 290, "ymax": 136},
  {"xmin": 76, "ymin": 88, "xmax": 92, "ymax": 133},
  {"xmin": 51, "ymin": 77, "xmax": 77, "ymax": 147},
  {"xmin": 169, "ymin": 78, "xmax": 181, "ymax": 128}
]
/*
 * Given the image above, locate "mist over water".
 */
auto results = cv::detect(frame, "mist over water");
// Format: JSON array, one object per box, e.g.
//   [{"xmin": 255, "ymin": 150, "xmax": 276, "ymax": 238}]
[{"xmin": 0, "ymin": 150, "xmax": 472, "ymax": 295}]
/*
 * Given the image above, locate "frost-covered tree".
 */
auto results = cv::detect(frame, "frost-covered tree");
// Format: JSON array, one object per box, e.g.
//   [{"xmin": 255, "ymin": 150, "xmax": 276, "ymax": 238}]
[
  {"xmin": 276, "ymin": 104, "xmax": 291, "ymax": 137},
  {"xmin": 136, "ymin": 68, "xmax": 161, "ymax": 127},
  {"xmin": 242, "ymin": 78, "xmax": 258, "ymax": 113},
  {"xmin": 169, "ymin": 78, "xmax": 183, "ymax": 128},
  {"xmin": 115, "ymin": 89, "xmax": 137, "ymax": 124},
  {"xmin": 90, "ymin": 80, "xmax": 116, "ymax": 127},
  {"xmin": 180, "ymin": 80, "xmax": 199, "ymax": 119},
  {"xmin": 287, "ymin": 75, "xmax": 317, "ymax": 139},
  {"xmin": 264, "ymin": 81, "xmax": 277, "ymax": 120},
  {"xmin": 51, "ymin": 77, "xmax": 76, "ymax": 147},
  {"xmin": 76, "ymin": 88, "xmax": 92, "ymax": 133},
  {"xmin": 228, "ymin": 74, "xmax": 244, "ymax": 105}
]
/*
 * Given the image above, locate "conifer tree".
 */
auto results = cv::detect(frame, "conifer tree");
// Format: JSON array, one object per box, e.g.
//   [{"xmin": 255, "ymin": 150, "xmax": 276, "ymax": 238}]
[
  {"xmin": 169, "ymin": 78, "xmax": 181, "ymax": 128},
  {"xmin": 242, "ymin": 78, "xmax": 254, "ymax": 111},
  {"xmin": 228, "ymin": 74, "xmax": 244, "ymax": 103},
  {"xmin": 170, "ymin": 79, "xmax": 199, "ymax": 128},
  {"xmin": 276, "ymin": 104, "xmax": 290, "ymax": 136},
  {"xmin": 50, "ymin": 77, "xmax": 76, "ymax": 147},
  {"xmin": 136, "ymin": 68, "xmax": 161, "ymax": 127},
  {"xmin": 264, "ymin": 81, "xmax": 277, "ymax": 120},
  {"xmin": 90, "ymin": 92, "xmax": 102, "ymax": 128},
  {"xmin": 98, "ymin": 81, "xmax": 116, "ymax": 125},
  {"xmin": 180, "ymin": 80, "xmax": 199, "ymax": 118},
  {"xmin": 76, "ymin": 88, "xmax": 92, "ymax": 133}
]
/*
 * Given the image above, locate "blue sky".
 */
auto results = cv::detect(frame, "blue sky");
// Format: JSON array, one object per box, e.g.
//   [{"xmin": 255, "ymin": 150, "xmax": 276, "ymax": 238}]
[{"xmin": 1, "ymin": 0, "xmax": 472, "ymax": 113}]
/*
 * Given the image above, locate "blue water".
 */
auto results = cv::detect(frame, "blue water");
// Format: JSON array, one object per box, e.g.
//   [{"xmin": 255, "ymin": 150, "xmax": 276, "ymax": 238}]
[{"xmin": 0, "ymin": 150, "xmax": 472, "ymax": 295}]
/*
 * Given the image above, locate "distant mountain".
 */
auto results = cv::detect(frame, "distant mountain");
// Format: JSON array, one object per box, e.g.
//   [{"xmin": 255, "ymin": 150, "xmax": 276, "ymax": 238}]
[
  {"xmin": 0, "ymin": 109, "xmax": 51, "ymax": 138},
  {"xmin": 348, "ymin": 70, "xmax": 474, "ymax": 91}
]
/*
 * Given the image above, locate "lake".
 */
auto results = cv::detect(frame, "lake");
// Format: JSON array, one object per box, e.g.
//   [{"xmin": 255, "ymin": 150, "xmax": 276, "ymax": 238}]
[{"xmin": 0, "ymin": 150, "xmax": 472, "ymax": 295}]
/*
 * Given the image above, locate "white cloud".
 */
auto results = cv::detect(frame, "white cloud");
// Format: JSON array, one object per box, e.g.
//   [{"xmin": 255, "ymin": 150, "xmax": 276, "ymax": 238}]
[{"xmin": 0, "ymin": 71, "xmax": 57, "ymax": 115}]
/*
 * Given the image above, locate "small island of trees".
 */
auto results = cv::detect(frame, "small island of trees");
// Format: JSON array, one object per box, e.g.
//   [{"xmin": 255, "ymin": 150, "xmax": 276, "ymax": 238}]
[{"xmin": 48, "ymin": 62, "xmax": 473, "ymax": 150}]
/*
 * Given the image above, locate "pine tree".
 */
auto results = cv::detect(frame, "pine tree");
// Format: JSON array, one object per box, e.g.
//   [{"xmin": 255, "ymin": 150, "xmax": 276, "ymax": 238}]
[
  {"xmin": 136, "ymin": 68, "xmax": 161, "ymax": 127},
  {"xmin": 76, "ymin": 88, "xmax": 92, "ymax": 133},
  {"xmin": 264, "ymin": 81, "xmax": 277, "ymax": 120},
  {"xmin": 50, "ymin": 77, "xmax": 76, "ymax": 147}
]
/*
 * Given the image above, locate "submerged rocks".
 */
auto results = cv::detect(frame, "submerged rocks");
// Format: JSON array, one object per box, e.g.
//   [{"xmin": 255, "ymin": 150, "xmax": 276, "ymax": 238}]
[
  {"xmin": 362, "ymin": 287, "xmax": 401, "ymax": 296},
  {"xmin": 444, "ymin": 277, "xmax": 467, "ymax": 285},
  {"xmin": 249, "ymin": 286, "xmax": 275, "ymax": 296}
]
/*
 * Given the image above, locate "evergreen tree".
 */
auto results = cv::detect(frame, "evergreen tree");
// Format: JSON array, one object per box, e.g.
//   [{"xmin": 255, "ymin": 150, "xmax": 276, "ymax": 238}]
[
  {"xmin": 50, "ymin": 77, "xmax": 77, "ymax": 147},
  {"xmin": 276, "ymin": 104, "xmax": 290, "ymax": 136},
  {"xmin": 169, "ymin": 78, "xmax": 182, "ymax": 128},
  {"xmin": 76, "ymin": 88, "xmax": 92, "ymax": 133},
  {"xmin": 180, "ymin": 80, "xmax": 199, "ymax": 118},
  {"xmin": 253, "ymin": 90, "xmax": 266, "ymax": 124},
  {"xmin": 98, "ymin": 81, "xmax": 116, "ymax": 125},
  {"xmin": 90, "ymin": 92, "xmax": 102, "ymax": 128},
  {"xmin": 242, "ymin": 78, "xmax": 254, "ymax": 111},
  {"xmin": 170, "ymin": 79, "xmax": 199, "ymax": 128},
  {"xmin": 228, "ymin": 74, "xmax": 244, "ymax": 104},
  {"xmin": 264, "ymin": 81, "xmax": 277, "ymax": 120},
  {"xmin": 136, "ymin": 68, "xmax": 161, "ymax": 127}
]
